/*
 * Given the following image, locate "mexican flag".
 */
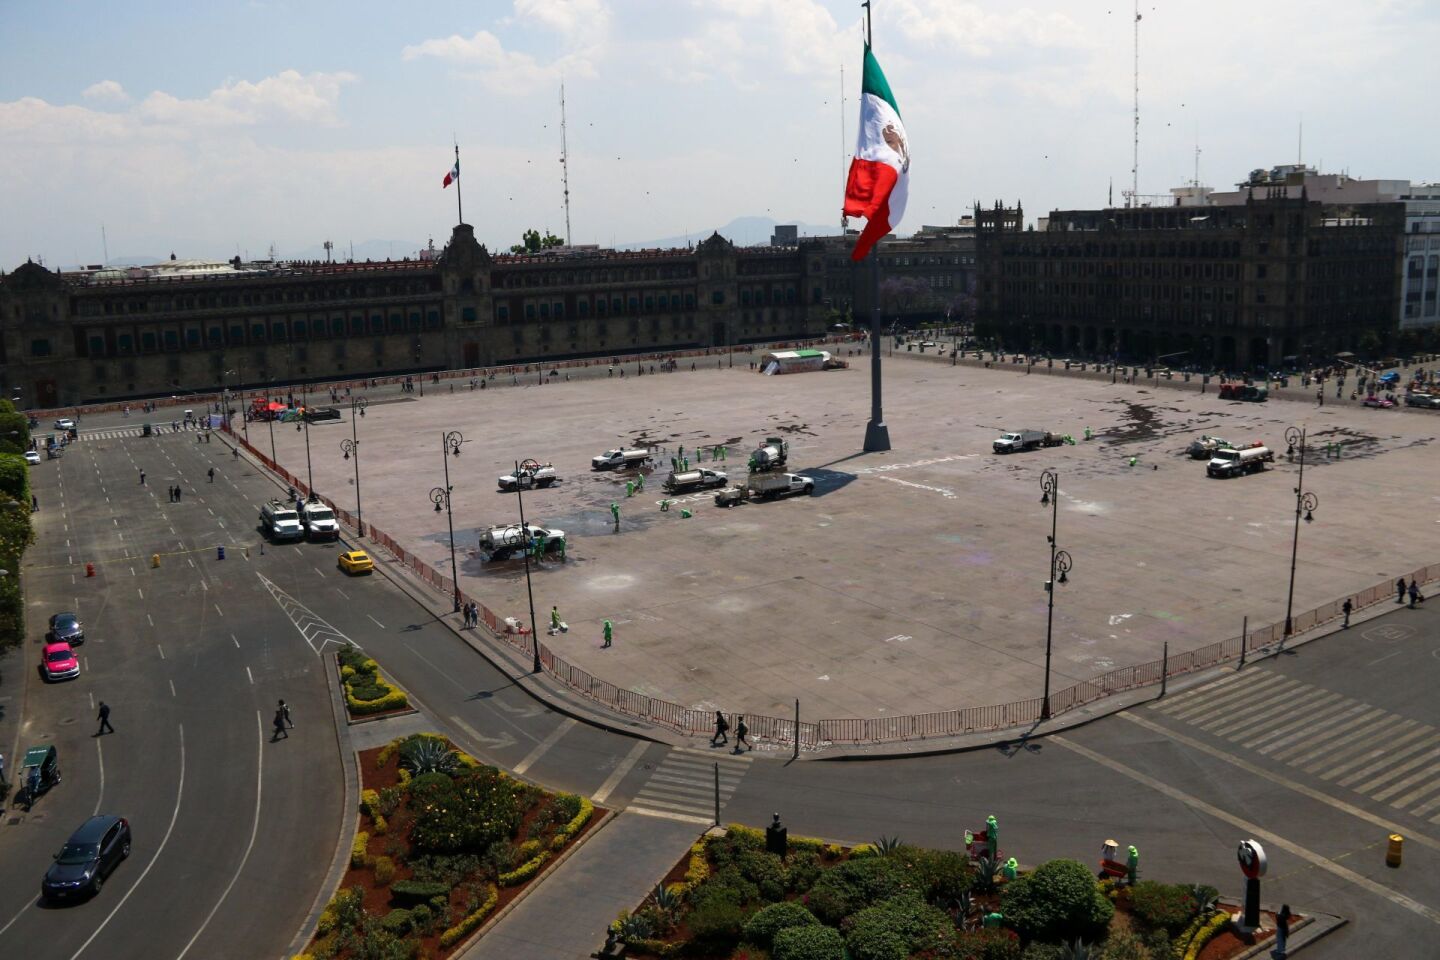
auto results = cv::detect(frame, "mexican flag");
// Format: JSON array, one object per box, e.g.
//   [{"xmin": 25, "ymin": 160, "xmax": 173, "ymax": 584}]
[
  {"xmin": 843, "ymin": 44, "xmax": 909, "ymax": 262},
  {"xmin": 442, "ymin": 160, "xmax": 459, "ymax": 189}
]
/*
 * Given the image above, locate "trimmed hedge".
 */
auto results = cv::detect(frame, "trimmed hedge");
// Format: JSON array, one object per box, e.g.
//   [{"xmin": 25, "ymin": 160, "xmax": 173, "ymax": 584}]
[
  {"xmin": 1000, "ymin": 858, "xmax": 1114, "ymax": 945},
  {"xmin": 842, "ymin": 895, "xmax": 954, "ymax": 960},
  {"xmin": 390, "ymin": 879, "xmax": 450, "ymax": 907},
  {"xmin": 498, "ymin": 850, "xmax": 551, "ymax": 886},
  {"xmin": 350, "ymin": 831, "xmax": 370, "ymax": 869},
  {"xmin": 773, "ymin": 924, "xmax": 846, "ymax": 960},
  {"xmin": 438, "ymin": 883, "xmax": 498, "ymax": 949},
  {"xmin": 744, "ymin": 901, "xmax": 821, "ymax": 949}
]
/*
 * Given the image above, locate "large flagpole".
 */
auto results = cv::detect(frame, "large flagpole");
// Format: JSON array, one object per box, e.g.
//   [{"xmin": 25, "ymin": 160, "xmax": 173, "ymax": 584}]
[
  {"xmin": 454, "ymin": 142, "xmax": 464, "ymax": 225},
  {"xmin": 860, "ymin": 1, "xmax": 890, "ymax": 452}
]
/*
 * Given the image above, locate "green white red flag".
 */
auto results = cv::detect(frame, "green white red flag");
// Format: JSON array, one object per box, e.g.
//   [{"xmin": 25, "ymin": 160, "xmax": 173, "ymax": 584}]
[
  {"xmin": 442, "ymin": 160, "xmax": 459, "ymax": 189},
  {"xmin": 843, "ymin": 44, "xmax": 909, "ymax": 262}
]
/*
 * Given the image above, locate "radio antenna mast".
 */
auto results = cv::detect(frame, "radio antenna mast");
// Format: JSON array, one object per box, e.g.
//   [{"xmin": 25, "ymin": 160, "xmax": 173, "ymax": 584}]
[
  {"xmin": 559, "ymin": 80, "xmax": 573, "ymax": 246},
  {"xmin": 1131, "ymin": 0, "xmax": 1141, "ymax": 206},
  {"xmin": 840, "ymin": 63, "xmax": 848, "ymax": 233}
]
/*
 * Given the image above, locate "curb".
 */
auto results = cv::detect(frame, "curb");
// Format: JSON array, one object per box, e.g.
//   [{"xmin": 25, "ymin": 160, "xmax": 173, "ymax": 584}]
[{"xmin": 284, "ymin": 637, "xmax": 361, "ymax": 958}]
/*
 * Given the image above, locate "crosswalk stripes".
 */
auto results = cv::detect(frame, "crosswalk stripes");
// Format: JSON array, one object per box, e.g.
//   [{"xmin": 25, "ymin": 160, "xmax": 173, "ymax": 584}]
[
  {"xmin": 628, "ymin": 747, "xmax": 751, "ymax": 825},
  {"xmin": 1146, "ymin": 669, "xmax": 1440, "ymax": 823},
  {"xmin": 76, "ymin": 427, "xmax": 146, "ymax": 441}
]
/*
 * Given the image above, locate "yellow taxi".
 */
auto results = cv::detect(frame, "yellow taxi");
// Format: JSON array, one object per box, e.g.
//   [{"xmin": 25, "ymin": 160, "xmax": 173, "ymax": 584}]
[{"xmin": 337, "ymin": 550, "xmax": 375, "ymax": 575}]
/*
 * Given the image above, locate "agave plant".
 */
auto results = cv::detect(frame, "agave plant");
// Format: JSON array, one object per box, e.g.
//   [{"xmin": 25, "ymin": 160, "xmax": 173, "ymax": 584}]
[
  {"xmin": 874, "ymin": 835, "xmax": 904, "ymax": 856},
  {"xmin": 972, "ymin": 853, "xmax": 999, "ymax": 895},
  {"xmin": 1060, "ymin": 938, "xmax": 1090, "ymax": 960},
  {"xmin": 617, "ymin": 912, "xmax": 655, "ymax": 943},
  {"xmin": 400, "ymin": 737, "xmax": 460, "ymax": 776},
  {"xmin": 652, "ymin": 882, "xmax": 682, "ymax": 915},
  {"xmin": 1188, "ymin": 883, "xmax": 1220, "ymax": 918},
  {"xmin": 955, "ymin": 889, "xmax": 977, "ymax": 931}
]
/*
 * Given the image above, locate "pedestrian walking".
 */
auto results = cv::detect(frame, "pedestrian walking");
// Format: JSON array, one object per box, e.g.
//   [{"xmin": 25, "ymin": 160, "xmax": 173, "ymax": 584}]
[
  {"xmin": 279, "ymin": 699, "xmax": 294, "ymax": 728},
  {"xmin": 1397, "ymin": 577, "xmax": 1407, "ymax": 604},
  {"xmin": 31, "ymin": 494, "xmax": 37, "ymax": 512},
  {"xmin": 550, "ymin": 605, "xmax": 562, "ymax": 635},
  {"xmin": 734, "ymin": 716, "xmax": 751, "ymax": 754},
  {"xmin": 1342, "ymin": 598, "xmax": 1353, "ymax": 628},
  {"xmin": 139, "ymin": 470, "xmax": 146, "ymax": 486},
  {"xmin": 0, "ymin": 751, "xmax": 6, "ymax": 787},
  {"xmin": 1410, "ymin": 579, "xmax": 1423, "ymax": 608},
  {"xmin": 610, "ymin": 502, "xmax": 620, "ymax": 531},
  {"xmin": 271, "ymin": 708, "xmax": 288, "ymax": 741},
  {"xmin": 96, "ymin": 701, "xmax": 114, "ymax": 735},
  {"xmin": 711, "ymin": 711, "xmax": 729, "ymax": 746},
  {"xmin": 176, "ymin": 487, "xmax": 183, "ymax": 502},
  {"xmin": 602, "ymin": 619, "xmax": 613, "ymax": 648}
]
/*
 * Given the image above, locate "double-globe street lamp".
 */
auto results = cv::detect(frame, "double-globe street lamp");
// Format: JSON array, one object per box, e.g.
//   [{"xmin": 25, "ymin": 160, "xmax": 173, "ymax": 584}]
[
  {"xmin": 339, "ymin": 396, "xmax": 367, "ymax": 530},
  {"xmin": 430, "ymin": 430, "xmax": 465, "ymax": 612},
  {"xmin": 1039, "ymin": 468, "xmax": 1074, "ymax": 721},
  {"xmin": 1283, "ymin": 425, "xmax": 1319, "ymax": 640},
  {"xmin": 511, "ymin": 459, "xmax": 544, "ymax": 673}
]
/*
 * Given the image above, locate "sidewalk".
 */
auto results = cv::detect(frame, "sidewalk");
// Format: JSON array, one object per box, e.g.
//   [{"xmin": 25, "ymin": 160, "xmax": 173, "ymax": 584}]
[{"xmin": 461, "ymin": 812, "xmax": 700, "ymax": 960}]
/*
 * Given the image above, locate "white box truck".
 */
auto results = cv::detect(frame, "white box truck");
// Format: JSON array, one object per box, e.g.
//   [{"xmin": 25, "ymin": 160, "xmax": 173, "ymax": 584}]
[{"xmin": 260, "ymin": 499, "xmax": 305, "ymax": 542}]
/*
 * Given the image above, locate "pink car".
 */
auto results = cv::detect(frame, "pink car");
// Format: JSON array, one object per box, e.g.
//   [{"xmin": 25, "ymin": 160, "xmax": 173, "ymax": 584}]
[
  {"xmin": 42, "ymin": 642, "xmax": 80, "ymax": 682},
  {"xmin": 1362, "ymin": 395, "xmax": 1395, "ymax": 408}
]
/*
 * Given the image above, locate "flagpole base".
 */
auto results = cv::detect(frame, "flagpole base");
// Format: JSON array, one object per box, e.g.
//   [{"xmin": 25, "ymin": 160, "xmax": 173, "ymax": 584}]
[{"xmin": 864, "ymin": 419, "xmax": 891, "ymax": 453}]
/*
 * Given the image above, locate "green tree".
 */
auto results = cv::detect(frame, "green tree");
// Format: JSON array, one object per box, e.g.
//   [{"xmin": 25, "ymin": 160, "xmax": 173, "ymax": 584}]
[
  {"xmin": 509, "ymin": 229, "xmax": 565, "ymax": 254},
  {"xmin": 1000, "ymin": 859, "xmax": 1114, "ymax": 945}
]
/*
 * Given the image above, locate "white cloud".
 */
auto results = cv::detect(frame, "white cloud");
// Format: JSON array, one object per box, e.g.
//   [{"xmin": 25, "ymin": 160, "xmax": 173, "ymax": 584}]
[
  {"xmin": 82, "ymin": 80, "xmax": 130, "ymax": 103},
  {"xmin": 890, "ymin": 0, "xmax": 1093, "ymax": 57},
  {"xmin": 512, "ymin": 0, "xmax": 609, "ymax": 39},
  {"xmin": 136, "ymin": 70, "xmax": 357, "ymax": 127},
  {"xmin": 402, "ymin": 28, "xmax": 597, "ymax": 95}
]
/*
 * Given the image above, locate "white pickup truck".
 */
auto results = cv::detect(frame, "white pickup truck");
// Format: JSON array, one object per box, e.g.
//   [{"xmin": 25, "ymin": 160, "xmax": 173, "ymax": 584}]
[
  {"xmin": 497, "ymin": 463, "xmax": 558, "ymax": 491},
  {"xmin": 715, "ymin": 472, "xmax": 814, "ymax": 506},
  {"xmin": 478, "ymin": 523, "xmax": 566, "ymax": 561},
  {"xmin": 993, "ymin": 429, "xmax": 1064, "ymax": 454},
  {"xmin": 591, "ymin": 448, "xmax": 652, "ymax": 471},
  {"xmin": 664, "ymin": 467, "xmax": 728, "ymax": 493}
]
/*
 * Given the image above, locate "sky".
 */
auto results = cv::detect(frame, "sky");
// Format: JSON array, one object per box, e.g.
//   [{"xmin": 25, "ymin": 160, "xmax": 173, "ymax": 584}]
[{"xmin": 3, "ymin": 0, "xmax": 1438, "ymax": 267}]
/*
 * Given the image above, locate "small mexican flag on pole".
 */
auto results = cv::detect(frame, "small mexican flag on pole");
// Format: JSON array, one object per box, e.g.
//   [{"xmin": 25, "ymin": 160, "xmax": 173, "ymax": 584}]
[
  {"xmin": 442, "ymin": 160, "xmax": 459, "ymax": 189},
  {"xmin": 842, "ymin": 43, "xmax": 909, "ymax": 262},
  {"xmin": 443, "ymin": 143, "xmax": 463, "ymax": 225}
]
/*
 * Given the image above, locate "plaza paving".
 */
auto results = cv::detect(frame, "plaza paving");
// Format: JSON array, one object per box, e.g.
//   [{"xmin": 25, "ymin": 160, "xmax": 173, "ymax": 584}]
[{"xmin": 262, "ymin": 353, "xmax": 1440, "ymax": 723}]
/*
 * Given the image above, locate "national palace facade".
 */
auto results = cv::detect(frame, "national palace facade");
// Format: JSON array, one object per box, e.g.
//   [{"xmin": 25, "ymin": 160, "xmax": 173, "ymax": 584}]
[{"xmin": 0, "ymin": 225, "xmax": 841, "ymax": 407}]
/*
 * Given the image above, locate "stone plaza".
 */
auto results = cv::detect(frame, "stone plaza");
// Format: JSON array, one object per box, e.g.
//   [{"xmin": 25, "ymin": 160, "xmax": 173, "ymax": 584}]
[{"xmin": 264, "ymin": 353, "xmax": 1440, "ymax": 723}]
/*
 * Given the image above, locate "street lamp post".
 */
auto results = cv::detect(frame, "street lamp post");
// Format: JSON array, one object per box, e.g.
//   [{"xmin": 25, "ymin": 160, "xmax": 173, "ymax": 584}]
[
  {"xmin": 433, "ymin": 430, "xmax": 465, "ymax": 612},
  {"xmin": 340, "ymin": 396, "xmax": 366, "ymax": 531},
  {"xmin": 296, "ymin": 384, "xmax": 315, "ymax": 495},
  {"xmin": 512, "ymin": 459, "xmax": 543, "ymax": 673},
  {"xmin": 1039, "ymin": 469, "xmax": 1073, "ymax": 721},
  {"xmin": 1283, "ymin": 426, "xmax": 1318, "ymax": 640}
]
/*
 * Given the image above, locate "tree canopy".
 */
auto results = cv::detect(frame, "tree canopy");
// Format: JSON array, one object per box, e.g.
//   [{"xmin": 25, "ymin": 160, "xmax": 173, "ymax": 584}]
[{"xmin": 510, "ymin": 229, "xmax": 565, "ymax": 254}]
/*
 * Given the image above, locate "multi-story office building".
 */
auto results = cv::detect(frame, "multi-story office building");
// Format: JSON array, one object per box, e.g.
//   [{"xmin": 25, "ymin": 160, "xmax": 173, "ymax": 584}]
[
  {"xmin": 975, "ymin": 193, "xmax": 1405, "ymax": 370},
  {"xmin": 0, "ymin": 225, "xmax": 828, "ymax": 407},
  {"xmin": 814, "ymin": 221, "xmax": 977, "ymax": 323}
]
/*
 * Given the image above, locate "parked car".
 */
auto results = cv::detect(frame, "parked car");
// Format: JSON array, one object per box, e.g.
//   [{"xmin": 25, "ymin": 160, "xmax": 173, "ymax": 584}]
[
  {"xmin": 24, "ymin": 450, "xmax": 41, "ymax": 465},
  {"xmin": 42, "ymin": 815, "xmax": 131, "ymax": 900},
  {"xmin": 48, "ymin": 612, "xmax": 84, "ymax": 645},
  {"xmin": 1362, "ymin": 395, "xmax": 1395, "ymax": 408},
  {"xmin": 1403, "ymin": 393, "xmax": 1440, "ymax": 409},
  {"xmin": 54, "ymin": 418, "xmax": 76, "ymax": 430},
  {"xmin": 42, "ymin": 642, "xmax": 80, "ymax": 681},
  {"xmin": 337, "ymin": 550, "xmax": 375, "ymax": 575}
]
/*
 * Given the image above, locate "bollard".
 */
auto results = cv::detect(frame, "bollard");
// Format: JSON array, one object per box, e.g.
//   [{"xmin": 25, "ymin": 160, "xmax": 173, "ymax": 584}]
[
  {"xmin": 86, "ymin": 562, "xmax": 96, "ymax": 577},
  {"xmin": 151, "ymin": 553, "xmax": 160, "ymax": 568},
  {"xmin": 217, "ymin": 545, "xmax": 226, "ymax": 560},
  {"xmin": 1387, "ymin": 834, "xmax": 1403, "ymax": 868}
]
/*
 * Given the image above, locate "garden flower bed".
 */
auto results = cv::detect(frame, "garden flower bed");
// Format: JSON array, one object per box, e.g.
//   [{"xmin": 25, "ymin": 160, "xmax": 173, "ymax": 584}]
[
  {"xmin": 337, "ymin": 645, "xmax": 414, "ymax": 722},
  {"xmin": 616, "ymin": 824, "xmax": 1302, "ymax": 960},
  {"xmin": 299, "ymin": 731, "xmax": 602, "ymax": 959}
]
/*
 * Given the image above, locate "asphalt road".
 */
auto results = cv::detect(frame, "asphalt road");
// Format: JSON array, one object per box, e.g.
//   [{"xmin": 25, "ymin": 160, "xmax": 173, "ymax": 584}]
[
  {"xmin": 0, "ymin": 428, "xmax": 342, "ymax": 959},
  {"xmin": 8, "ymin": 420, "xmax": 1438, "ymax": 959}
]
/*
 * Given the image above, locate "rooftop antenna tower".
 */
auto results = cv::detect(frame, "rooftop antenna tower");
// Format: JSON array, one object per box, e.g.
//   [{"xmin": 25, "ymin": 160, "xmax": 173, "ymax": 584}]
[
  {"xmin": 323, "ymin": 240, "xmax": 333, "ymax": 263},
  {"xmin": 101, "ymin": 224, "xmax": 109, "ymax": 266},
  {"xmin": 559, "ymin": 80, "xmax": 572, "ymax": 246},
  {"xmin": 1130, "ymin": 0, "xmax": 1141, "ymax": 207}
]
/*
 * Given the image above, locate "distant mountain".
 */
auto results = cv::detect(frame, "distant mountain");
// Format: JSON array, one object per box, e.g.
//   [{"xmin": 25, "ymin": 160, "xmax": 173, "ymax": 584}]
[{"xmin": 617, "ymin": 216, "xmax": 841, "ymax": 251}]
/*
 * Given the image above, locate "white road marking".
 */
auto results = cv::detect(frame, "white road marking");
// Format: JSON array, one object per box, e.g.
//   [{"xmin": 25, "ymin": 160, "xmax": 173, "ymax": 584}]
[
  {"xmin": 174, "ymin": 713, "xmax": 265, "ymax": 960},
  {"xmin": 334, "ymin": 588, "xmax": 350, "ymax": 600},
  {"xmin": 367, "ymin": 614, "xmax": 386, "ymax": 629},
  {"xmin": 214, "ymin": 603, "xmax": 223, "ymax": 616},
  {"xmin": 313, "ymin": 566, "xmax": 326, "ymax": 578},
  {"xmin": 157, "ymin": 644, "xmax": 165, "ymax": 660},
  {"xmin": 147, "ymin": 614, "xmax": 154, "ymax": 626},
  {"xmin": 69, "ymin": 726, "xmax": 187, "ymax": 960},
  {"xmin": 513, "ymin": 718, "xmax": 577, "ymax": 777},
  {"xmin": 188, "ymin": 558, "xmax": 195, "ymax": 568},
  {"xmin": 593, "ymin": 739, "xmax": 650, "ymax": 805},
  {"xmin": 231, "ymin": 633, "xmax": 240, "ymax": 648},
  {"xmin": 169, "ymin": 679, "xmax": 176, "ymax": 697},
  {"xmin": 93, "ymin": 737, "xmax": 105, "ymax": 816},
  {"xmin": 137, "ymin": 587, "xmax": 144, "ymax": 600},
  {"xmin": 1055, "ymin": 733, "xmax": 1440, "ymax": 924},
  {"xmin": 246, "ymin": 666, "xmax": 254, "ymax": 685},
  {"xmin": 627, "ymin": 807, "xmax": 714, "ymax": 826}
]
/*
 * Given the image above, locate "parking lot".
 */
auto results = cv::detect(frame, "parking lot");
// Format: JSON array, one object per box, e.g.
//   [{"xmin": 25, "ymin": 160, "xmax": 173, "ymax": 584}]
[{"xmin": 264, "ymin": 354, "xmax": 1440, "ymax": 721}]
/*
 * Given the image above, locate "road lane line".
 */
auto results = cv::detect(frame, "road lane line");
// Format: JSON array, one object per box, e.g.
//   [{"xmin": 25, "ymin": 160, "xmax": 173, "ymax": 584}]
[
  {"xmin": 335, "ymin": 588, "xmax": 350, "ymax": 600},
  {"xmin": 593, "ymin": 739, "xmax": 651, "ymax": 805},
  {"xmin": 1120, "ymin": 711, "xmax": 1440, "ymax": 852},
  {"xmin": 513, "ymin": 718, "xmax": 577, "ymax": 777},
  {"xmin": 174, "ymin": 712, "xmax": 264, "ymax": 960},
  {"xmin": 137, "ymin": 588, "xmax": 144, "ymax": 600},
  {"xmin": 313, "ymin": 566, "xmax": 326, "ymax": 578},
  {"xmin": 169, "ymin": 679, "xmax": 176, "ymax": 697},
  {"xmin": 367, "ymin": 614, "xmax": 386, "ymax": 630},
  {"xmin": 157, "ymin": 644, "xmax": 165, "ymax": 660},
  {"xmin": 68, "ymin": 725, "xmax": 186, "ymax": 960},
  {"xmin": 147, "ymin": 614, "xmax": 154, "ymax": 627},
  {"xmin": 246, "ymin": 666, "xmax": 254, "ymax": 685},
  {"xmin": 627, "ymin": 807, "xmax": 713, "ymax": 826},
  {"xmin": 93, "ymin": 737, "xmax": 105, "ymax": 816},
  {"xmin": 214, "ymin": 603, "xmax": 223, "ymax": 617},
  {"xmin": 232, "ymin": 634, "xmax": 240, "ymax": 648}
]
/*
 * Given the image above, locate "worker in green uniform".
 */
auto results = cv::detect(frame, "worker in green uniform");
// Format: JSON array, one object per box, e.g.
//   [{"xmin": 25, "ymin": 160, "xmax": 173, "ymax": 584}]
[{"xmin": 602, "ymin": 619, "xmax": 613, "ymax": 648}]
